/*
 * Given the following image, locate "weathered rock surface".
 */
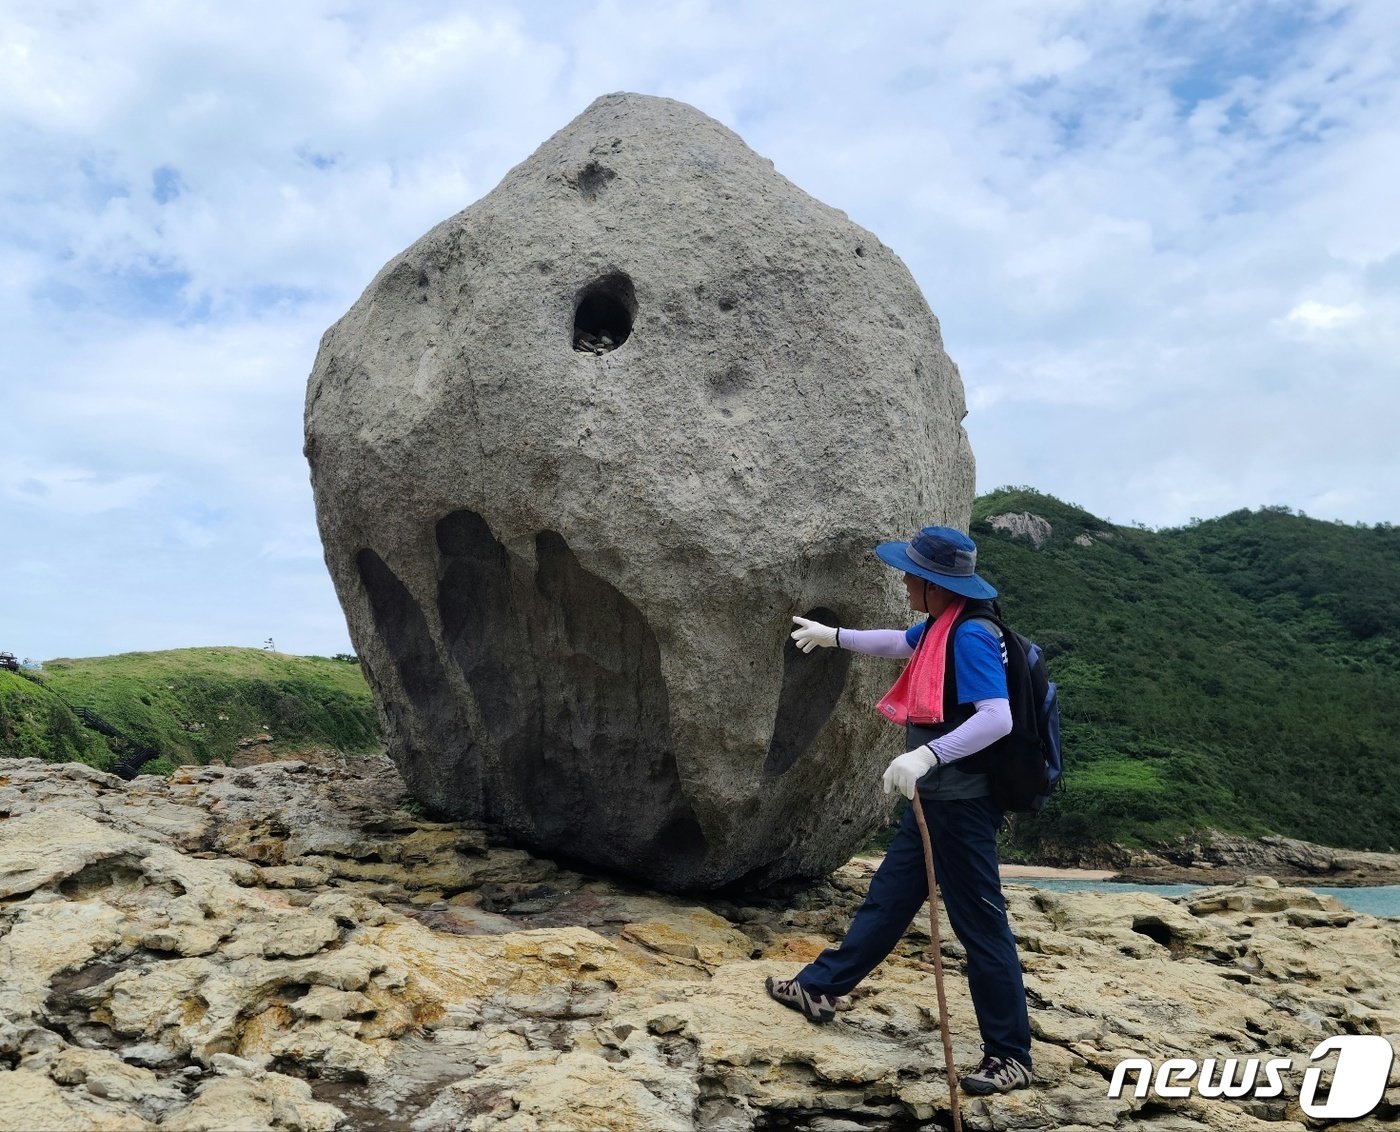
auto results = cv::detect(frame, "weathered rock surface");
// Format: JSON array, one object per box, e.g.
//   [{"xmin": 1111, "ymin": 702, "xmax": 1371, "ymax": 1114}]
[
  {"xmin": 987, "ymin": 511, "xmax": 1054, "ymax": 548},
  {"xmin": 2, "ymin": 756, "xmax": 1397, "ymax": 1130},
  {"xmin": 304, "ymin": 92, "xmax": 976, "ymax": 890}
]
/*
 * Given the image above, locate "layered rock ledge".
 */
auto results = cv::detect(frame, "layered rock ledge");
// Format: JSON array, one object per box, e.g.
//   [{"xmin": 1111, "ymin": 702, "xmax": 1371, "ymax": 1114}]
[{"xmin": 1, "ymin": 756, "xmax": 1396, "ymax": 1131}]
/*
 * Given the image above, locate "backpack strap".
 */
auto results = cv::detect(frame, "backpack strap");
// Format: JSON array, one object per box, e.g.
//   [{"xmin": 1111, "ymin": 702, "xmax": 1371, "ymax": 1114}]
[
  {"xmin": 942, "ymin": 603, "xmax": 1008, "ymax": 700},
  {"xmin": 939, "ymin": 605, "xmax": 1037, "ymax": 776}
]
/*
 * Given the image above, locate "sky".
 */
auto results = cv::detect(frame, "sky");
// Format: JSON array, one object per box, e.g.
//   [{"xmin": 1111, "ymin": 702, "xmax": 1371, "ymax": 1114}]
[{"xmin": 3, "ymin": 0, "xmax": 1398, "ymax": 661}]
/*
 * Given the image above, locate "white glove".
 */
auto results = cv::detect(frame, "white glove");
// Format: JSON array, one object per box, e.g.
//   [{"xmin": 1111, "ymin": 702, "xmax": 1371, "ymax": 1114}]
[
  {"xmin": 790, "ymin": 616, "xmax": 839, "ymax": 653},
  {"xmin": 882, "ymin": 747, "xmax": 940, "ymax": 799}
]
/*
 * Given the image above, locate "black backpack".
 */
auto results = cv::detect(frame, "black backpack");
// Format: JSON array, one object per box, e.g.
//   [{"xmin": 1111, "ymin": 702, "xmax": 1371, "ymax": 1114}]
[{"xmin": 948, "ymin": 607, "xmax": 1063, "ymax": 813}]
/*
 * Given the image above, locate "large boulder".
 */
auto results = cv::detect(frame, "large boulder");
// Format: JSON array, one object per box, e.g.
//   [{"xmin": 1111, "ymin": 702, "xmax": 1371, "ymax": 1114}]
[{"xmin": 305, "ymin": 92, "xmax": 975, "ymax": 890}]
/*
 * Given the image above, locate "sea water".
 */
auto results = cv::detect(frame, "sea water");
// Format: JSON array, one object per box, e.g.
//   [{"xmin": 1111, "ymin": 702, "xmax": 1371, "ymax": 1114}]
[{"xmin": 1009, "ymin": 877, "xmax": 1400, "ymax": 918}]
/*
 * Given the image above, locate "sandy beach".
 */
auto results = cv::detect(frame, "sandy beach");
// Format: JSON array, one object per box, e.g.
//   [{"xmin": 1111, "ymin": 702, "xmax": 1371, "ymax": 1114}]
[{"xmin": 1000, "ymin": 863, "xmax": 1119, "ymax": 881}]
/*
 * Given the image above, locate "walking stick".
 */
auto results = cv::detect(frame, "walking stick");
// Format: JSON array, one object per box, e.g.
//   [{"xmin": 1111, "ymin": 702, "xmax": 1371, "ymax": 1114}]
[{"xmin": 910, "ymin": 792, "xmax": 963, "ymax": 1132}]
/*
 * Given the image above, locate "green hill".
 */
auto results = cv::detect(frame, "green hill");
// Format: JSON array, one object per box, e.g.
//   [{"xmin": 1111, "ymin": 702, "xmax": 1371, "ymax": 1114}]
[
  {"xmin": 3, "ymin": 648, "xmax": 380, "ymax": 772},
  {"xmin": 972, "ymin": 488, "xmax": 1400, "ymax": 855},
  {"xmin": 0, "ymin": 669, "xmax": 111, "ymax": 765}
]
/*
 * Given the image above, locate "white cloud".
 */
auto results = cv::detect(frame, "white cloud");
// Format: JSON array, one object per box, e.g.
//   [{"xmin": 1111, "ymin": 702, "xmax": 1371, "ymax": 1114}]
[{"xmin": 1285, "ymin": 300, "xmax": 1364, "ymax": 330}]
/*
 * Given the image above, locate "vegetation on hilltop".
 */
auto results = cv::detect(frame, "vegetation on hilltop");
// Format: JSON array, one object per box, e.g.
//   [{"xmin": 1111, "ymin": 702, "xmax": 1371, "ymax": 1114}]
[
  {"xmin": 973, "ymin": 488, "xmax": 1400, "ymax": 855},
  {"xmin": 7, "ymin": 648, "xmax": 380, "ymax": 771},
  {"xmin": 0, "ymin": 669, "xmax": 110, "ymax": 765}
]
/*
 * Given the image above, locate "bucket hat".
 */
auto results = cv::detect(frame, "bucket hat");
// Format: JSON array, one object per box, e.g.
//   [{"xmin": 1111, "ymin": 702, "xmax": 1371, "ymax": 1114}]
[{"xmin": 874, "ymin": 525, "xmax": 998, "ymax": 601}]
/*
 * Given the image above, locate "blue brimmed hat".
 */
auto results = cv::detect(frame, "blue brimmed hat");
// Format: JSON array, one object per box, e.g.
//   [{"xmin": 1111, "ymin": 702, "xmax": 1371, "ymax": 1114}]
[{"xmin": 875, "ymin": 525, "xmax": 997, "ymax": 600}]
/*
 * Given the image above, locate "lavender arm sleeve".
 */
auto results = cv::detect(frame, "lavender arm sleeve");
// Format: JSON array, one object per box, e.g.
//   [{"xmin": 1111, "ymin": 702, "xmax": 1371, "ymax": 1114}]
[
  {"xmin": 837, "ymin": 628, "xmax": 915, "ymax": 659},
  {"xmin": 926, "ymin": 698, "xmax": 1012, "ymax": 763}
]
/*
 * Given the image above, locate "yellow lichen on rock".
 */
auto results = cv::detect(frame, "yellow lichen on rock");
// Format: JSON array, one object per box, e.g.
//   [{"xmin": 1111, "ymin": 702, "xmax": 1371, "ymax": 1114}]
[
  {"xmin": 620, "ymin": 907, "xmax": 755, "ymax": 966},
  {"xmin": 360, "ymin": 921, "xmax": 654, "ymax": 1011}
]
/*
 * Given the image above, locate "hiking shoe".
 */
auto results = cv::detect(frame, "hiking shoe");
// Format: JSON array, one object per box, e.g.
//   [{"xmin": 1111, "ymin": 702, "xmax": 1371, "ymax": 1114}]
[
  {"xmin": 764, "ymin": 976, "xmax": 837, "ymax": 1023},
  {"xmin": 961, "ymin": 1055, "xmax": 1032, "ymax": 1095}
]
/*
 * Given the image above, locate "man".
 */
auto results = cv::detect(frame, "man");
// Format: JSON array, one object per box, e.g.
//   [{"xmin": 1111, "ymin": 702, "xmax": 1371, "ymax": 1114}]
[{"xmin": 765, "ymin": 525, "xmax": 1033, "ymax": 1096}]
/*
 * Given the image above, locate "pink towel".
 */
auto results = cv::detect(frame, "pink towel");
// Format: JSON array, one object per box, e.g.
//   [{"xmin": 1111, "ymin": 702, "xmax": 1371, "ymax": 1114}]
[{"xmin": 876, "ymin": 597, "xmax": 966, "ymax": 726}]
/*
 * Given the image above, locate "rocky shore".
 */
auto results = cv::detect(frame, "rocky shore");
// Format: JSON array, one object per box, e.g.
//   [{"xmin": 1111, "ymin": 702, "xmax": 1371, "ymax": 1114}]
[
  {"xmin": 2, "ymin": 755, "xmax": 1396, "ymax": 1130},
  {"xmin": 1109, "ymin": 832, "xmax": 1400, "ymax": 889}
]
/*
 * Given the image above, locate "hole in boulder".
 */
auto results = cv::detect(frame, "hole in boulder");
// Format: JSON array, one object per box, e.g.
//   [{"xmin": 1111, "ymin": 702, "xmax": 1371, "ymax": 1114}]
[
  {"xmin": 707, "ymin": 364, "xmax": 751, "ymax": 402},
  {"xmin": 573, "ymin": 274, "xmax": 635, "ymax": 354},
  {"xmin": 575, "ymin": 161, "xmax": 616, "ymax": 201}
]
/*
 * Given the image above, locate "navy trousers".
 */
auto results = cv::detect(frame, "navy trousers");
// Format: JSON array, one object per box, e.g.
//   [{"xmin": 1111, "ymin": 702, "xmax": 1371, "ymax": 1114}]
[{"xmin": 798, "ymin": 795, "xmax": 1032, "ymax": 1068}]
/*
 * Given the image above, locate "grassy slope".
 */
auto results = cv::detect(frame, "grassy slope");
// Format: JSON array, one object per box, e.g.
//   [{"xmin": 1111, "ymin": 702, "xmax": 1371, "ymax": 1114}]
[
  {"xmin": 29, "ymin": 648, "xmax": 380, "ymax": 767},
  {"xmin": 972, "ymin": 489, "xmax": 1400, "ymax": 855},
  {"xmin": 0, "ymin": 669, "xmax": 112, "ymax": 766}
]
